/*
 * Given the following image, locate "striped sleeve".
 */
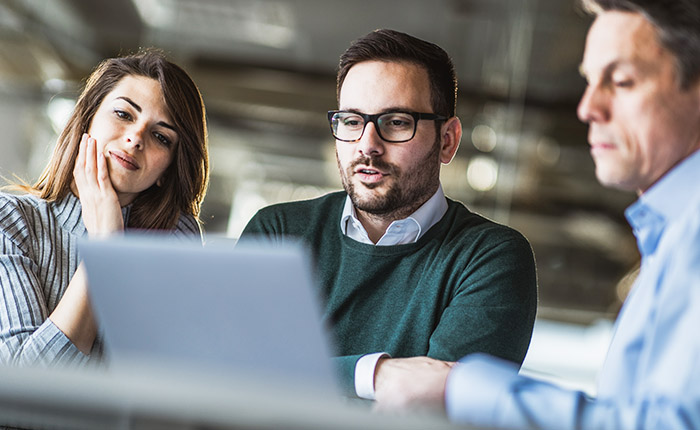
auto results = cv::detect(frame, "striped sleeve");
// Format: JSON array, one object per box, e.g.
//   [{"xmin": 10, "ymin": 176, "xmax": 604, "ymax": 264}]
[
  {"xmin": 171, "ymin": 212, "xmax": 204, "ymax": 241},
  {"xmin": 0, "ymin": 197, "xmax": 87, "ymax": 366}
]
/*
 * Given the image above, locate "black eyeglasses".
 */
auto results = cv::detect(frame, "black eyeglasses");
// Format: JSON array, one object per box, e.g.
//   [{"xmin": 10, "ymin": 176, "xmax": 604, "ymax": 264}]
[{"xmin": 327, "ymin": 110, "xmax": 448, "ymax": 143}]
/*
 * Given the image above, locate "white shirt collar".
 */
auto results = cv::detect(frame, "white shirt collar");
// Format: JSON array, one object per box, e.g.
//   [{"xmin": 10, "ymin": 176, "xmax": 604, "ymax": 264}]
[{"xmin": 340, "ymin": 184, "xmax": 448, "ymax": 246}]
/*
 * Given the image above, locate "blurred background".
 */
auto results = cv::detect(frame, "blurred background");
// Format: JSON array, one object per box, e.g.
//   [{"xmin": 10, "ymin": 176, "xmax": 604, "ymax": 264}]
[{"xmin": 0, "ymin": 0, "xmax": 640, "ymax": 392}]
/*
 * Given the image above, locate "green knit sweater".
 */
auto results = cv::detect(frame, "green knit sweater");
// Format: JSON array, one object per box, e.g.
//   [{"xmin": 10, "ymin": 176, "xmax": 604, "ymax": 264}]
[{"xmin": 241, "ymin": 191, "xmax": 537, "ymax": 395}]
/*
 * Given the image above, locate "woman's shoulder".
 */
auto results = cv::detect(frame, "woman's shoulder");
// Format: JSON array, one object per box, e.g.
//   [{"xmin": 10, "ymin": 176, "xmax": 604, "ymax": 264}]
[
  {"xmin": 1, "ymin": 192, "xmax": 83, "ymax": 251},
  {"xmin": 172, "ymin": 211, "xmax": 203, "ymax": 238},
  {"xmin": 0, "ymin": 193, "xmax": 44, "ymax": 223},
  {"xmin": 0, "ymin": 193, "xmax": 47, "ymax": 244}
]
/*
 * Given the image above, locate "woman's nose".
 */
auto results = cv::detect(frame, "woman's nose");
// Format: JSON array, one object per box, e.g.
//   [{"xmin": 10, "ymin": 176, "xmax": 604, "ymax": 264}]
[{"xmin": 124, "ymin": 125, "xmax": 146, "ymax": 150}]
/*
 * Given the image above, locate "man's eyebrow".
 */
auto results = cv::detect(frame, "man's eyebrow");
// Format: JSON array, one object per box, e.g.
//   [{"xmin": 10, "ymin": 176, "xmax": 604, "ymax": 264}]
[
  {"xmin": 379, "ymin": 107, "xmax": 414, "ymax": 114},
  {"xmin": 341, "ymin": 106, "xmax": 414, "ymax": 114},
  {"xmin": 116, "ymin": 96, "xmax": 177, "ymax": 132},
  {"xmin": 580, "ymin": 57, "xmax": 651, "ymax": 83},
  {"xmin": 578, "ymin": 60, "xmax": 622, "ymax": 82}
]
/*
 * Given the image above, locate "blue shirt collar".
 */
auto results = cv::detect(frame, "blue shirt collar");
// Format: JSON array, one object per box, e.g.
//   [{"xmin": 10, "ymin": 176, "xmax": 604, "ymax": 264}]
[
  {"xmin": 639, "ymin": 148, "xmax": 700, "ymax": 220},
  {"xmin": 626, "ymin": 149, "xmax": 700, "ymax": 256}
]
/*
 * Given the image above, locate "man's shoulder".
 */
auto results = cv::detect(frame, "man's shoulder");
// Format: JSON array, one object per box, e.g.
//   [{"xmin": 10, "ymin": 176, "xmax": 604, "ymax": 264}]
[
  {"xmin": 255, "ymin": 191, "xmax": 346, "ymax": 218},
  {"xmin": 243, "ymin": 191, "xmax": 346, "ymax": 237},
  {"xmin": 444, "ymin": 198, "xmax": 530, "ymax": 245},
  {"xmin": 435, "ymin": 199, "xmax": 536, "ymax": 278}
]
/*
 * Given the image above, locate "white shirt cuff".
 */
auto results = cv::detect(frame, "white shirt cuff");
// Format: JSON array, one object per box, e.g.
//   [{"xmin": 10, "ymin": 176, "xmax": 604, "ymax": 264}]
[{"xmin": 355, "ymin": 352, "xmax": 390, "ymax": 399}]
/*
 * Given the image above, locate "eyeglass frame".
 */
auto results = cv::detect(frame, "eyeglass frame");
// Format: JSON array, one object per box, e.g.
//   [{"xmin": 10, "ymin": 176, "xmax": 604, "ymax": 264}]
[{"xmin": 327, "ymin": 110, "xmax": 448, "ymax": 143}]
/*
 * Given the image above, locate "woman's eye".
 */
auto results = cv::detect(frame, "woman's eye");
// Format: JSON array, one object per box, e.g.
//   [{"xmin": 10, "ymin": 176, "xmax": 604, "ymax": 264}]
[
  {"xmin": 154, "ymin": 132, "xmax": 171, "ymax": 147},
  {"xmin": 114, "ymin": 109, "xmax": 131, "ymax": 120}
]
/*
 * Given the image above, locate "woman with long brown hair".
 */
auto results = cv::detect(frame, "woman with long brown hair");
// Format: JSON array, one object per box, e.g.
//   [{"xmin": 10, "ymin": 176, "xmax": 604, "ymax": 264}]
[{"xmin": 0, "ymin": 49, "xmax": 209, "ymax": 366}]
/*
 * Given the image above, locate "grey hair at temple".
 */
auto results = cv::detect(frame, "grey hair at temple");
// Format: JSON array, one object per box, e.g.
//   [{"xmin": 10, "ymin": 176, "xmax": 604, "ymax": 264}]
[{"xmin": 580, "ymin": 0, "xmax": 700, "ymax": 89}]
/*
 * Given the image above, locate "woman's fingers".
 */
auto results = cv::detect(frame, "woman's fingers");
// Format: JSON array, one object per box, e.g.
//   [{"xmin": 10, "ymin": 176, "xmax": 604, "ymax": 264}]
[
  {"xmin": 72, "ymin": 133, "xmax": 124, "ymax": 237},
  {"xmin": 73, "ymin": 133, "xmax": 89, "ymax": 186},
  {"xmin": 75, "ymin": 133, "xmax": 114, "ymax": 193},
  {"xmin": 84, "ymin": 136, "xmax": 96, "ymax": 185},
  {"xmin": 96, "ymin": 138, "xmax": 111, "ymax": 190}
]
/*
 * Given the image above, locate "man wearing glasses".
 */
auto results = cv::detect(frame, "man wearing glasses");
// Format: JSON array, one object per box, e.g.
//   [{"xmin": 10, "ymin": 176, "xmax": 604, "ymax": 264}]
[
  {"xmin": 242, "ymin": 29, "xmax": 537, "ymax": 401},
  {"xmin": 369, "ymin": 0, "xmax": 700, "ymax": 428}
]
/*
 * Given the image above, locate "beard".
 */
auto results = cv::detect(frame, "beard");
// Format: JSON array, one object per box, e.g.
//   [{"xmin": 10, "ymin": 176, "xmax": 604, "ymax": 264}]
[{"xmin": 337, "ymin": 136, "xmax": 442, "ymax": 220}]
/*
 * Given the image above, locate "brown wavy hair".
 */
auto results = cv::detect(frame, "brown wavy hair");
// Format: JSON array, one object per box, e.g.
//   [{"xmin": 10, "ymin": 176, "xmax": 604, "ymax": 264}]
[{"xmin": 19, "ymin": 48, "xmax": 209, "ymax": 230}]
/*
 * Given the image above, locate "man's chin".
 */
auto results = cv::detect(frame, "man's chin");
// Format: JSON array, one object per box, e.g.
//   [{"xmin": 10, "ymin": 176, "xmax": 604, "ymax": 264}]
[
  {"xmin": 351, "ymin": 192, "xmax": 386, "ymax": 207},
  {"xmin": 594, "ymin": 169, "xmax": 637, "ymax": 192},
  {"xmin": 349, "ymin": 191, "xmax": 394, "ymax": 213},
  {"xmin": 354, "ymin": 178, "xmax": 384, "ymax": 190}
]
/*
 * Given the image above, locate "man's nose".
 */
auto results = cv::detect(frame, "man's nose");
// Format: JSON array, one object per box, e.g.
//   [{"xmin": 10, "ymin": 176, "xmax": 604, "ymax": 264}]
[
  {"xmin": 356, "ymin": 122, "xmax": 385, "ymax": 157},
  {"xmin": 577, "ymin": 84, "xmax": 610, "ymax": 124}
]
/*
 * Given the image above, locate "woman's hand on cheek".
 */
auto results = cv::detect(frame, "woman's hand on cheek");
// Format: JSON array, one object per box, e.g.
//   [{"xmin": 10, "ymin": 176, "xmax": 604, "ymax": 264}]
[{"xmin": 73, "ymin": 133, "xmax": 124, "ymax": 237}]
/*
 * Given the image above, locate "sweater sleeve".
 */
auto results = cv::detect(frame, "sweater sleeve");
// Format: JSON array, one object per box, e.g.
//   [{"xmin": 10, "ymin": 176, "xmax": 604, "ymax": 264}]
[
  {"xmin": 427, "ymin": 230, "xmax": 538, "ymax": 365},
  {"xmin": 331, "ymin": 354, "xmax": 364, "ymax": 394},
  {"xmin": 0, "ymin": 229, "xmax": 88, "ymax": 367}
]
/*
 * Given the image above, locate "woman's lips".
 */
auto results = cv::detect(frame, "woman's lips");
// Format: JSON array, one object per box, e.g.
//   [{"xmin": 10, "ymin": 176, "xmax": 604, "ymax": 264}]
[{"xmin": 109, "ymin": 150, "xmax": 139, "ymax": 171}]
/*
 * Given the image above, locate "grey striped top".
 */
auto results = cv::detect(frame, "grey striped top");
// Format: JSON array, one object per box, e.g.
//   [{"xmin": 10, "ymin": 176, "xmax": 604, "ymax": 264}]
[{"xmin": 0, "ymin": 192, "xmax": 201, "ymax": 367}]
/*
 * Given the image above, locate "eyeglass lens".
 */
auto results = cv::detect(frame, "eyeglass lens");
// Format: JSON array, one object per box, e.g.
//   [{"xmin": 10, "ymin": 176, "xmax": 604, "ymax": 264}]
[{"xmin": 331, "ymin": 112, "xmax": 416, "ymax": 142}]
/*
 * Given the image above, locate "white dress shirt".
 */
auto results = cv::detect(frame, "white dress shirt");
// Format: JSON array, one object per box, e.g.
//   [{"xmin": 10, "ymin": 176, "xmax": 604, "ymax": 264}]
[{"xmin": 340, "ymin": 185, "xmax": 448, "ymax": 399}]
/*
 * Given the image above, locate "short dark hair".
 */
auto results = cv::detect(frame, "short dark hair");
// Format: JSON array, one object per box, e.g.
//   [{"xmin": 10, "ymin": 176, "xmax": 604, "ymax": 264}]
[
  {"xmin": 581, "ymin": 0, "xmax": 700, "ymax": 88},
  {"xmin": 337, "ymin": 29, "xmax": 458, "ymax": 117}
]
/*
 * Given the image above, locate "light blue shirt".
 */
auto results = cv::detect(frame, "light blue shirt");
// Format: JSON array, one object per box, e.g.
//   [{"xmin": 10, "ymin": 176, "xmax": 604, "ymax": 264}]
[{"xmin": 445, "ymin": 149, "xmax": 700, "ymax": 429}]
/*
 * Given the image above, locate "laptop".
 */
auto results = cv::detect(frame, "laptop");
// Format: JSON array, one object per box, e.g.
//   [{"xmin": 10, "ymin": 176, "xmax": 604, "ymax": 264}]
[{"xmin": 79, "ymin": 235, "xmax": 339, "ymax": 395}]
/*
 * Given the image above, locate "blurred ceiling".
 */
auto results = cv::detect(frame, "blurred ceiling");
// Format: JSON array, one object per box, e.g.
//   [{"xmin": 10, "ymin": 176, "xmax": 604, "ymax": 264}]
[
  {"xmin": 1, "ymin": 0, "xmax": 593, "ymax": 101},
  {"xmin": 0, "ymin": 0, "xmax": 640, "ymax": 319}
]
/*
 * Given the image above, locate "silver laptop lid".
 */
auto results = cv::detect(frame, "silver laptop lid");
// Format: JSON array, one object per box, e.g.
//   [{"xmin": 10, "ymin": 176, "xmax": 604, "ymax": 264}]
[{"xmin": 80, "ymin": 235, "xmax": 338, "ymax": 395}]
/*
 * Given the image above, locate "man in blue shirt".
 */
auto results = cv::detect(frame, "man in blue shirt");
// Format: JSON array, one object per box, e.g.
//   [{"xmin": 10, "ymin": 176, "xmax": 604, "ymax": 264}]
[{"xmin": 372, "ymin": 0, "xmax": 700, "ymax": 428}]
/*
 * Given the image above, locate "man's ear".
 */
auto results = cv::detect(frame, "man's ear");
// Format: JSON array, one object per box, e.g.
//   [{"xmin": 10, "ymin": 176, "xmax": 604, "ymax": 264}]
[{"xmin": 439, "ymin": 117, "xmax": 462, "ymax": 164}]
